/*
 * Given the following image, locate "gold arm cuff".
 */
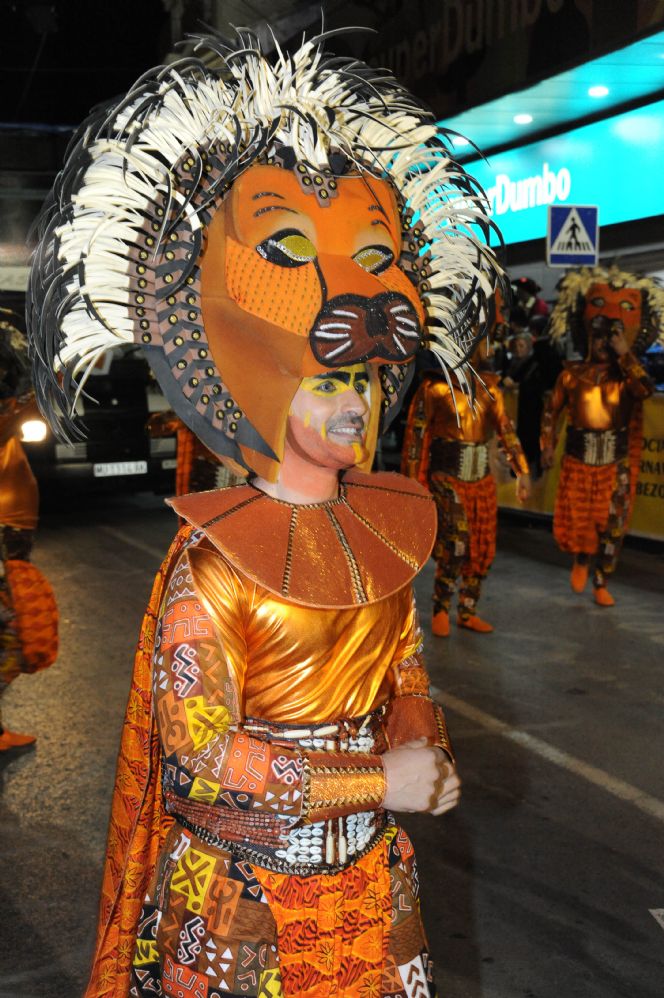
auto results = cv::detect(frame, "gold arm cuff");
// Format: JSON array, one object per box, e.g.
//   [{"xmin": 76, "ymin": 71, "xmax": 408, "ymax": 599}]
[
  {"xmin": 384, "ymin": 694, "xmax": 454, "ymax": 763},
  {"xmin": 301, "ymin": 751, "xmax": 386, "ymax": 824}
]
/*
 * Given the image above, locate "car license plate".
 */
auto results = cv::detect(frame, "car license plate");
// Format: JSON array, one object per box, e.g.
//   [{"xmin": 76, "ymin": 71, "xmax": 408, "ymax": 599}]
[
  {"xmin": 161, "ymin": 458, "xmax": 177, "ymax": 470},
  {"xmin": 93, "ymin": 460, "xmax": 148, "ymax": 478}
]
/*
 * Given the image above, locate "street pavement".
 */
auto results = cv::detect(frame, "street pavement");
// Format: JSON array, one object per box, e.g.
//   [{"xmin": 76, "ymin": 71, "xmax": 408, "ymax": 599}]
[{"xmin": 0, "ymin": 491, "xmax": 662, "ymax": 998}]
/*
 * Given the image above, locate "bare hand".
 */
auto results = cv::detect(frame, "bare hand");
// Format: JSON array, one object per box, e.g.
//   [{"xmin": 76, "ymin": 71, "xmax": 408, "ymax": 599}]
[
  {"xmin": 502, "ymin": 376, "xmax": 516, "ymax": 389},
  {"xmin": 541, "ymin": 446, "xmax": 554, "ymax": 469},
  {"xmin": 516, "ymin": 473, "xmax": 531, "ymax": 502},
  {"xmin": 608, "ymin": 329, "xmax": 629, "ymax": 356},
  {"xmin": 382, "ymin": 739, "xmax": 461, "ymax": 815}
]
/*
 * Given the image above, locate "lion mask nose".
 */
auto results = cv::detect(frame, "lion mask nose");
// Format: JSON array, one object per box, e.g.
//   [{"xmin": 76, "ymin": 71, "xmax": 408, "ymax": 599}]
[{"xmin": 310, "ymin": 292, "xmax": 423, "ymax": 366}]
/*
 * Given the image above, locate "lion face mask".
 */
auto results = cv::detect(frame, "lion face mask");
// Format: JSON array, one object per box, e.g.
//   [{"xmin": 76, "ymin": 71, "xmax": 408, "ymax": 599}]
[
  {"xmin": 28, "ymin": 31, "xmax": 502, "ymax": 481},
  {"xmin": 549, "ymin": 266, "xmax": 664, "ymax": 364}
]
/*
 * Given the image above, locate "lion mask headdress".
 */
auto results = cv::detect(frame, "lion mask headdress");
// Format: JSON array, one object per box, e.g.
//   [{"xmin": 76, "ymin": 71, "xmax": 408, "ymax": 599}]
[{"xmin": 28, "ymin": 30, "xmax": 502, "ymax": 481}]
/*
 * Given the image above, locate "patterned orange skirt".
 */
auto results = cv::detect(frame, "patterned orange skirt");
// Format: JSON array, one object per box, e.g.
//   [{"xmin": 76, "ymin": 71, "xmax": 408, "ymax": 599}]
[
  {"xmin": 130, "ymin": 823, "xmax": 435, "ymax": 997},
  {"xmin": 440, "ymin": 474, "xmax": 497, "ymax": 577},
  {"xmin": 553, "ymin": 456, "xmax": 620, "ymax": 555}
]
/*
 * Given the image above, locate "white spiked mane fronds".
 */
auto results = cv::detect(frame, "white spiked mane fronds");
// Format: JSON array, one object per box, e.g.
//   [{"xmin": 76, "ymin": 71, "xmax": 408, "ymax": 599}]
[{"xmin": 28, "ymin": 29, "xmax": 502, "ymax": 438}]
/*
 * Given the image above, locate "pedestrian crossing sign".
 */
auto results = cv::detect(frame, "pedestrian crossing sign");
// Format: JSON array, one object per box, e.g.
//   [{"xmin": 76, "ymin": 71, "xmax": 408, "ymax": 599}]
[{"xmin": 547, "ymin": 205, "xmax": 599, "ymax": 267}]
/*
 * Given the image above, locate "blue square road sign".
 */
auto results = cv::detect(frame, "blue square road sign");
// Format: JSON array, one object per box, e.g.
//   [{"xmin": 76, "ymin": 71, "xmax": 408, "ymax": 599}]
[{"xmin": 547, "ymin": 205, "xmax": 599, "ymax": 267}]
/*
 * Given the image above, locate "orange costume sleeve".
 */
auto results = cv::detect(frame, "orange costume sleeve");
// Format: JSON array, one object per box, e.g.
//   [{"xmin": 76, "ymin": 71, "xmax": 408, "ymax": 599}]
[
  {"xmin": 489, "ymin": 383, "xmax": 529, "ymax": 477},
  {"xmin": 401, "ymin": 378, "xmax": 434, "ymax": 486},
  {"xmin": 541, "ymin": 368, "xmax": 570, "ymax": 453},
  {"xmin": 618, "ymin": 350, "xmax": 654, "ymax": 401}
]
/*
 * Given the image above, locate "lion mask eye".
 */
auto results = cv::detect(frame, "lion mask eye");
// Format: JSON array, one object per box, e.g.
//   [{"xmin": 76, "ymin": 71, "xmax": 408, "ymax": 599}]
[
  {"xmin": 257, "ymin": 229, "xmax": 317, "ymax": 267},
  {"xmin": 353, "ymin": 245, "xmax": 395, "ymax": 274},
  {"xmin": 620, "ymin": 300, "xmax": 635, "ymax": 310}
]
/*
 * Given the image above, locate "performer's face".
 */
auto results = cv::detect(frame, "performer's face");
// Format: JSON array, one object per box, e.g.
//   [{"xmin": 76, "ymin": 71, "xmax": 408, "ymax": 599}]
[
  {"xmin": 286, "ymin": 363, "xmax": 371, "ymax": 470},
  {"xmin": 585, "ymin": 283, "xmax": 642, "ymax": 360}
]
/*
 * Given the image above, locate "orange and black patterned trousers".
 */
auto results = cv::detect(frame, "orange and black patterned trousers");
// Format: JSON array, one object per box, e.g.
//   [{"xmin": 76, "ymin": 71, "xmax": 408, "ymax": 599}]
[
  {"xmin": 429, "ymin": 473, "xmax": 497, "ymax": 618},
  {"xmin": 553, "ymin": 456, "xmax": 631, "ymax": 587}
]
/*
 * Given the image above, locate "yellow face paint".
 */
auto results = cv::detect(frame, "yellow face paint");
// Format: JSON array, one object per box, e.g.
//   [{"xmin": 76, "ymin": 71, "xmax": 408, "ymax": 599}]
[
  {"xmin": 300, "ymin": 363, "xmax": 370, "ymax": 399},
  {"xmin": 303, "ymin": 410, "xmax": 311, "ymax": 428}
]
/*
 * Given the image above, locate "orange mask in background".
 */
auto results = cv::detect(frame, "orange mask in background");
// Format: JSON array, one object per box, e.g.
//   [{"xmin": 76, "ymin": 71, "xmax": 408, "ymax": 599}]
[{"xmin": 583, "ymin": 282, "xmax": 642, "ymax": 359}]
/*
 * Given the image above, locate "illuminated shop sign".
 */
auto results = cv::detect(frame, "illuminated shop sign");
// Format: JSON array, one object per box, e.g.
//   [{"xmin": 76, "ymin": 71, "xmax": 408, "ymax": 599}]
[{"xmin": 466, "ymin": 99, "xmax": 664, "ymax": 245}]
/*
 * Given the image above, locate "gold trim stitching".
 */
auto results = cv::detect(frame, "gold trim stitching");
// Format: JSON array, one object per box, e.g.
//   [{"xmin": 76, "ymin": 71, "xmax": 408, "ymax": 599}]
[
  {"xmin": 282, "ymin": 506, "xmax": 298, "ymax": 596},
  {"xmin": 325, "ymin": 507, "xmax": 367, "ymax": 603},
  {"xmin": 343, "ymin": 499, "xmax": 420, "ymax": 570},
  {"xmin": 344, "ymin": 480, "xmax": 431, "ymax": 500},
  {"xmin": 202, "ymin": 492, "xmax": 262, "ymax": 528}
]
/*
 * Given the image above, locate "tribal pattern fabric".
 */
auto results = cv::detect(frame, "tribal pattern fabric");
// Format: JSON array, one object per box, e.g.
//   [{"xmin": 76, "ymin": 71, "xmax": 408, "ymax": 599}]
[
  {"xmin": 429, "ymin": 472, "xmax": 495, "ymax": 616},
  {"xmin": 553, "ymin": 456, "xmax": 631, "ymax": 568},
  {"xmin": 130, "ymin": 824, "xmax": 435, "ymax": 998}
]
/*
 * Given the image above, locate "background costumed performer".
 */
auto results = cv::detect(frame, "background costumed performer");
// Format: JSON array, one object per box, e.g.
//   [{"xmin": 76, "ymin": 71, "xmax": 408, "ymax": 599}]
[
  {"xmin": 27, "ymin": 29, "xmax": 501, "ymax": 998},
  {"xmin": 0, "ymin": 311, "xmax": 58, "ymax": 751},
  {"xmin": 402, "ymin": 336, "xmax": 530, "ymax": 636},
  {"xmin": 542, "ymin": 266, "xmax": 663, "ymax": 606}
]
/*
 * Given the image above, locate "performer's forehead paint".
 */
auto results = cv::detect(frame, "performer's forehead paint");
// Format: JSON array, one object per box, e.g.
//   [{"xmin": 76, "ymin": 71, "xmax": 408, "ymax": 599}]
[{"xmin": 300, "ymin": 366, "xmax": 370, "ymax": 396}]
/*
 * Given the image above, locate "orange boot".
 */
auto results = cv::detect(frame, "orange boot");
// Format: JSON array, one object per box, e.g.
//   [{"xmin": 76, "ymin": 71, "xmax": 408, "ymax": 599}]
[
  {"xmin": 570, "ymin": 559, "xmax": 589, "ymax": 593},
  {"xmin": 0, "ymin": 728, "xmax": 36, "ymax": 751},
  {"xmin": 593, "ymin": 586, "xmax": 615, "ymax": 607},
  {"xmin": 457, "ymin": 613, "xmax": 494, "ymax": 633},
  {"xmin": 432, "ymin": 610, "xmax": 450, "ymax": 637}
]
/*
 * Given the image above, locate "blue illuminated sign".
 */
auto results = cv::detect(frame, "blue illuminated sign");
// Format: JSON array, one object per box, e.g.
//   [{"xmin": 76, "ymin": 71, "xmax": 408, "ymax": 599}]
[{"xmin": 466, "ymin": 100, "xmax": 664, "ymax": 246}]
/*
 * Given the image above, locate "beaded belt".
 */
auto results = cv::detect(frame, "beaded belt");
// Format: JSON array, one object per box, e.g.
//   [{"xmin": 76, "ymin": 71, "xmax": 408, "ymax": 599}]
[
  {"xmin": 167, "ymin": 708, "xmax": 388, "ymax": 876},
  {"xmin": 431, "ymin": 438, "xmax": 490, "ymax": 482},
  {"xmin": 565, "ymin": 426, "xmax": 627, "ymax": 466},
  {"xmin": 174, "ymin": 812, "xmax": 390, "ymax": 877}
]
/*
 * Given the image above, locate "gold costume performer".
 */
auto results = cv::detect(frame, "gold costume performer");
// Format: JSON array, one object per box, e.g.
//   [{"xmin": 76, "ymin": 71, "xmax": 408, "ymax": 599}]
[
  {"xmin": 543, "ymin": 267, "xmax": 662, "ymax": 605},
  {"xmin": 28, "ymin": 30, "xmax": 501, "ymax": 997},
  {"xmin": 0, "ymin": 313, "xmax": 58, "ymax": 750},
  {"xmin": 403, "ymin": 347, "xmax": 529, "ymax": 636}
]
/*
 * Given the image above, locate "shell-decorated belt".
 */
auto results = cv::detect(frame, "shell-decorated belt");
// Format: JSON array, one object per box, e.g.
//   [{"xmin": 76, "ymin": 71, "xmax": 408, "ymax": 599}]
[
  {"xmin": 565, "ymin": 426, "xmax": 628, "ymax": 466},
  {"xmin": 168, "ymin": 708, "xmax": 389, "ymax": 876},
  {"xmin": 430, "ymin": 438, "xmax": 490, "ymax": 482}
]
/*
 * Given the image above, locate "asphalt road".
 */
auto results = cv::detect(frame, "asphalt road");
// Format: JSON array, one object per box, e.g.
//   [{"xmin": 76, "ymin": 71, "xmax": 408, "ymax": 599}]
[{"xmin": 0, "ymin": 491, "xmax": 662, "ymax": 998}]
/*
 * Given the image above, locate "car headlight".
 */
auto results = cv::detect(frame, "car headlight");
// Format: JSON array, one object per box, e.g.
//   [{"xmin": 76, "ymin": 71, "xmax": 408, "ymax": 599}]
[{"xmin": 21, "ymin": 419, "xmax": 49, "ymax": 443}]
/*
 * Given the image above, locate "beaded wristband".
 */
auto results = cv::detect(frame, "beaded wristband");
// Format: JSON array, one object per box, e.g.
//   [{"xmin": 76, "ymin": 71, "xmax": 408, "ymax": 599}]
[{"xmin": 301, "ymin": 751, "xmax": 386, "ymax": 824}]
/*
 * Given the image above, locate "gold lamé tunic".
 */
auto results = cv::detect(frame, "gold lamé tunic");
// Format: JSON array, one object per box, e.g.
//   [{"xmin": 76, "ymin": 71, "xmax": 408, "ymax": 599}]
[
  {"xmin": 189, "ymin": 538, "xmax": 420, "ymax": 722},
  {"xmin": 122, "ymin": 472, "xmax": 444, "ymax": 998}
]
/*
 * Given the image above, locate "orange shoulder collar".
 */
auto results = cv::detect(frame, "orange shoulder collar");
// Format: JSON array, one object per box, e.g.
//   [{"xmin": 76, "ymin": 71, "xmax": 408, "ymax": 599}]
[{"xmin": 169, "ymin": 470, "xmax": 436, "ymax": 609}]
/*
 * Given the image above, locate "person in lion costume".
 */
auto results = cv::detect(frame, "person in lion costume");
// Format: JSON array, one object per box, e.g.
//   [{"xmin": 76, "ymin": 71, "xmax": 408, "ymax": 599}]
[{"xmin": 28, "ymin": 28, "xmax": 501, "ymax": 997}]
